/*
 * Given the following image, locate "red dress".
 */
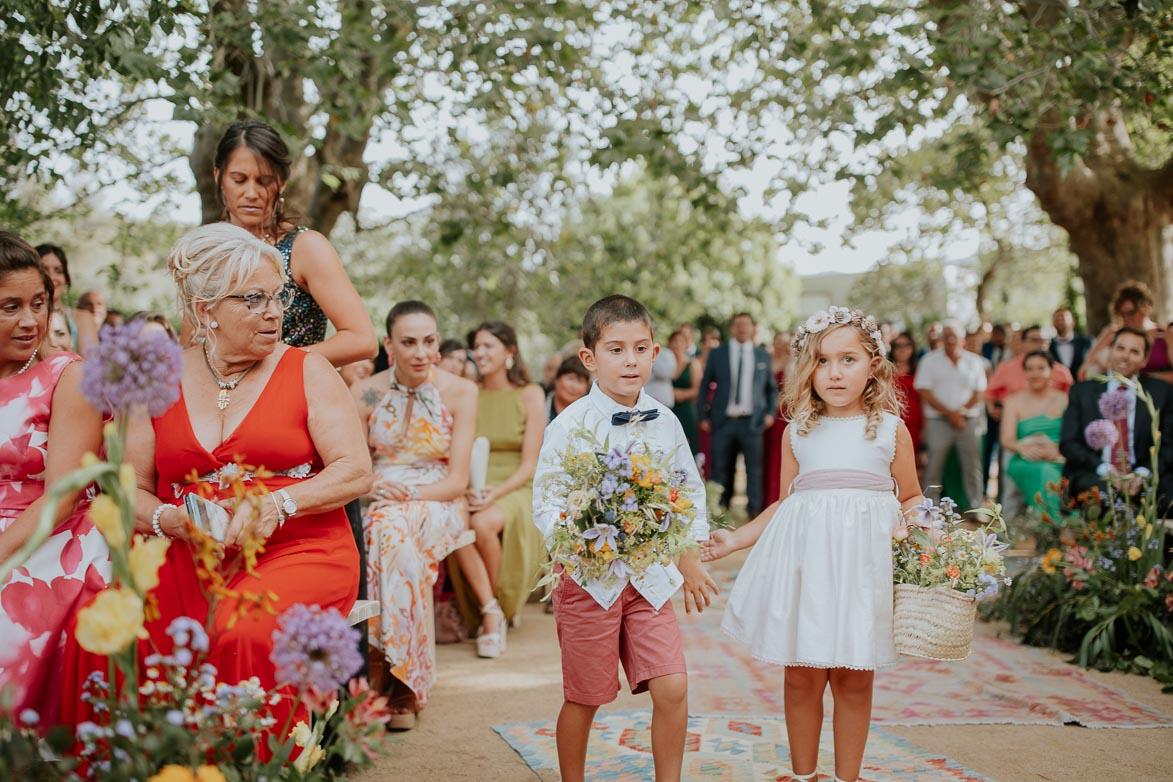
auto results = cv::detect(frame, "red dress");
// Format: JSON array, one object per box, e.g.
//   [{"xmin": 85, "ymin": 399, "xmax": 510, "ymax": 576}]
[
  {"xmin": 63, "ymin": 348, "xmax": 359, "ymax": 742},
  {"xmin": 895, "ymin": 372, "xmax": 923, "ymax": 451},
  {"xmin": 761, "ymin": 367, "xmax": 789, "ymax": 506}
]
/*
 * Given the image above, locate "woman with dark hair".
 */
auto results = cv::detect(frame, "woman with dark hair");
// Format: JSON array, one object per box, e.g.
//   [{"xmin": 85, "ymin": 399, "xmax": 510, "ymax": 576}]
[
  {"xmin": 449, "ymin": 321, "xmax": 545, "ymax": 657},
  {"xmin": 35, "ymin": 244, "xmax": 99, "ymax": 353},
  {"xmin": 1001, "ymin": 350, "xmax": 1068, "ymax": 516},
  {"xmin": 351, "ymin": 301, "xmax": 480, "ymax": 728},
  {"xmin": 0, "ymin": 231, "xmax": 108, "ymax": 726},
  {"xmin": 761, "ymin": 329, "xmax": 791, "ymax": 506},
  {"xmin": 1081, "ymin": 280, "xmax": 1170, "ymax": 380},
  {"xmin": 889, "ymin": 330, "xmax": 923, "ymax": 453},
  {"xmin": 127, "ymin": 310, "xmax": 178, "ymax": 342},
  {"xmin": 204, "ymin": 120, "xmax": 376, "ymax": 366}
]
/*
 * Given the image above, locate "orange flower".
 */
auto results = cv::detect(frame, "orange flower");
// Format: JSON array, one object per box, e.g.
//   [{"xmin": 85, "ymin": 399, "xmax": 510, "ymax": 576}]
[
  {"xmin": 918, "ymin": 553, "xmax": 932, "ymax": 566},
  {"xmin": 945, "ymin": 565, "xmax": 960, "ymax": 579}
]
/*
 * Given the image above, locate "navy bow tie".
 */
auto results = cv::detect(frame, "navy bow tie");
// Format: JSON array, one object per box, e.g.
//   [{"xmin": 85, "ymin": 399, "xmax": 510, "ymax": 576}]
[{"xmin": 612, "ymin": 409, "xmax": 660, "ymax": 426}]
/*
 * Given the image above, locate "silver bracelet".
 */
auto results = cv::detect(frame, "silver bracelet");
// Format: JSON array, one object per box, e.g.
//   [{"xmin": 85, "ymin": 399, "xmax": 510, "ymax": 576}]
[
  {"xmin": 152, "ymin": 503, "xmax": 177, "ymax": 538},
  {"xmin": 269, "ymin": 492, "xmax": 287, "ymax": 528}
]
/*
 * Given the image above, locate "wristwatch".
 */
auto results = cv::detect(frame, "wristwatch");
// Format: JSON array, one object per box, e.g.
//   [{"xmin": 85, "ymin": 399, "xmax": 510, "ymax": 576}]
[{"xmin": 276, "ymin": 489, "xmax": 298, "ymax": 518}]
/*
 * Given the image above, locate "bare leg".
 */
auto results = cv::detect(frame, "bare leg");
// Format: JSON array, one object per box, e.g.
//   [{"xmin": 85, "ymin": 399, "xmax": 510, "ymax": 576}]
[
  {"xmin": 784, "ymin": 666, "xmax": 829, "ymax": 777},
  {"xmin": 647, "ymin": 673, "xmax": 688, "ymax": 782},
  {"xmin": 556, "ymin": 700, "xmax": 599, "ymax": 782},
  {"xmin": 470, "ymin": 506, "xmax": 505, "ymax": 594},
  {"xmin": 450, "ymin": 545, "xmax": 500, "ymax": 636},
  {"xmin": 828, "ymin": 668, "xmax": 874, "ymax": 782}
]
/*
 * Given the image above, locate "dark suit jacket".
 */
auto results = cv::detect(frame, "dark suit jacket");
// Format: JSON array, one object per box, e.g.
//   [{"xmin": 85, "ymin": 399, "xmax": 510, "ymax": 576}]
[
  {"xmin": 1050, "ymin": 333, "xmax": 1091, "ymax": 375},
  {"xmin": 982, "ymin": 342, "xmax": 1011, "ymax": 368},
  {"xmin": 1059, "ymin": 377, "xmax": 1173, "ymax": 510},
  {"xmin": 698, "ymin": 342, "xmax": 778, "ymax": 433}
]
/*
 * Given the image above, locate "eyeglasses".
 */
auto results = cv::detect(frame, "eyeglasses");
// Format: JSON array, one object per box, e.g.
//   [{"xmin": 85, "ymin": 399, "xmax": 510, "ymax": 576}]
[{"xmin": 226, "ymin": 288, "xmax": 294, "ymax": 314}]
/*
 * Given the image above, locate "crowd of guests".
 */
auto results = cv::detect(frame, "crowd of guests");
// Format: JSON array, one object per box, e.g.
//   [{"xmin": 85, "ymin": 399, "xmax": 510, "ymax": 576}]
[{"xmin": 2, "ymin": 116, "xmax": 1172, "ymax": 750}]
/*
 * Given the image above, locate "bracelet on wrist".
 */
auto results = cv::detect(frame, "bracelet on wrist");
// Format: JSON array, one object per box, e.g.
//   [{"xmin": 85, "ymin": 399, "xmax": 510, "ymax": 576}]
[
  {"xmin": 269, "ymin": 492, "xmax": 287, "ymax": 528},
  {"xmin": 152, "ymin": 503, "xmax": 178, "ymax": 538}
]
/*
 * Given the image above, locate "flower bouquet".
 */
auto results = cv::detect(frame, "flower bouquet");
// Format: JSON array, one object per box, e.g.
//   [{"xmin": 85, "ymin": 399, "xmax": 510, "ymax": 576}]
[
  {"xmin": 891, "ymin": 497, "xmax": 1011, "ymax": 660},
  {"xmin": 538, "ymin": 428, "xmax": 698, "ymax": 590}
]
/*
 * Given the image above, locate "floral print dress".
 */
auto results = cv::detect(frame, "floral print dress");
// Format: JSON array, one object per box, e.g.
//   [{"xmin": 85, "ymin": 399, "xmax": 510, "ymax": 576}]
[
  {"xmin": 363, "ymin": 370, "xmax": 466, "ymax": 706},
  {"xmin": 0, "ymin": 354, "xmax": 110, "ymax": 725}
]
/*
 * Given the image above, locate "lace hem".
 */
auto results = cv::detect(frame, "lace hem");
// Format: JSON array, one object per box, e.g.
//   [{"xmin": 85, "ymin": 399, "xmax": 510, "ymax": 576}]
[{"xmin": 721, "ymin": 625, "xmax": 899, "ymax": 671}]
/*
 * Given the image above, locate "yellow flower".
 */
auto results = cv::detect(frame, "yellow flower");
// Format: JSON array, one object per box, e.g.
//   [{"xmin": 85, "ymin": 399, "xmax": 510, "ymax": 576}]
[
  {"xmin": 1128, "ymin": 546, "xmax": 1142, "ymax": 561},
  {"xmin": 195, "ymin": 768, "xmax": 227, "ymax": 782},
  {"xmin": 120, "ymin": 463, "xmax": 138, "ymax": 497},
  {"xmin": 672, "ymin": 496, "xmax": 693, "ymax": 512},
  {"xmin": 290, "ymin": 720, "xmax": 312, "ymax": 748},
  {"xmin": 149, "ymin": 766, "xmax": 195, "ymax": 782},
  {"xmin": 76, "ymin": 587, "xmax": 147, "ymax": 655},
  {"xmin": 294, "ymin": 743, "xmax": 326, "ymax": 773},
  {"xmin": 81, "ymin": 451, "xmax": 101, "ymax": 468},
  {"xmin": 1136, "ymin": 515, "xmax": 1146, "ymax": 528},
  {"xmin": 89, "ymin": 495, "xmax": 125, "ymax": 549},
  {"xmin": 1041, "ymin": 548, "xmax": 1062, "ymax": 574},
  {"xmin": 129, "ymin": 534, "xmax": 171, "ymax": 593}
]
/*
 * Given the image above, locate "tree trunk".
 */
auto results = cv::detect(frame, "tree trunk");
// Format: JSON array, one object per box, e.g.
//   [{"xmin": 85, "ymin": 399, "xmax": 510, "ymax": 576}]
[{"xmin": 1025, "ymin": 111, "xmax": 1173, "ymax": 334}]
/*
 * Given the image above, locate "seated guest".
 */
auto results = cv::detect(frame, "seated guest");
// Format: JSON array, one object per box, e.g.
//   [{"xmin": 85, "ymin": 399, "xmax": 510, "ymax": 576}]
[
  {"xmin": 1081, "ymin": 280, "xmax": 1170, "ymax": 380},
  {"xmin": 63, "ymin": 223, "xmax": 371, "ymax": 740},
  {"xmin": 448, "ymin": 321, "xmax": 546, "ymax": 657},
  {"xmin": 546, "ymin": 355, "xmax": 590, "ymax": 423},
  {"xmin": 127, "ymin": 310, "xmax": 178, "ymax": 342},
  {"xmin": 1050, "ymin": 307, "xmax": 1090, "ymax": 376},
  {"xmin": 351, "ymin": 301, "xmax": 479, "ymax": 729},
  {"xmin": 890, "ymin": 331, "xmax": 923, "ymax": 452},
  {"xmin": 1061, "ymin": 326, "xmax": 1173, "ymax": 513},
  {"xmin": 43, "ymin": 309, "xmax": 73, "ymax": 356},
  {"xmin": 438, "ymin": 337, "xmax": 475, "ymax": 379},
  {"xmin": 36, "ymin": 244, "xmax": 99, "ymax": 353},
  {"xmin": 1001, "ymin": 351, "xmax": 1068, "ymax": 517},
  {"xmin": 74, "ymin": 290, "xmax": 107, "ymax": 332},
  {"xmin": 0, "ymin": 232, "xmax": 109, "ymax": 727},
  {"xmin": 987, "ymin": 325, "xmax": 1074, "ymax": 401}
]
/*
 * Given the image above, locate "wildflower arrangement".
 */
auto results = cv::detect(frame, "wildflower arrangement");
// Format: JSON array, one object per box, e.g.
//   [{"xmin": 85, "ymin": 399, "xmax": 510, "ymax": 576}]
[
  {"xmin": 0, "ymin": 323, "xmax": 391, "ymax": 778},
  {"xmin": 539, "ymin": 426, "xmax": 698, "ymax": 589},
  {"xmin": 892, "ymin": 496, "xmax": 1011, "ymax": 600},
  {"xmin": 990, "ymin": 373, "xmax": 1173, "ymax": 689}
]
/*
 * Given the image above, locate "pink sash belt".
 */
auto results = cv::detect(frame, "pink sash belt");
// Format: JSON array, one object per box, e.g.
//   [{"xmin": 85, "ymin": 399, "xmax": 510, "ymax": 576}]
[{"xmin": 791, "ymin": 468, "xmax": 895, "ymax": 494}]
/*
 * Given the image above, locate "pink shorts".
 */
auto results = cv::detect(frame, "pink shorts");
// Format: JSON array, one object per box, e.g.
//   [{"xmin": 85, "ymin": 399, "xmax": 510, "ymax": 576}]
[{"xmin": 552, "ymin": 577, "xmax": 686, "ymax": 706}]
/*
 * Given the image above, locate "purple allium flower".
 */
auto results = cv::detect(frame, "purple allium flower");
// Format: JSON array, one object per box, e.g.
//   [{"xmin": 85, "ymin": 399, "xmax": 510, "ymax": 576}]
[
  {"xmin": 271, "ymin": 604, "xmax": 362, "ymax": 693},
  {"xmin": 1097, "ymin": 389, "xmax": 1131, "ymax": 421},
  {"xmin": 81, "ymin": 321, "xmax": 182, "ymax": 416},
  {"xmin": 1084, "ymin": 418, "xmax": 1119, "ymax": 451}
]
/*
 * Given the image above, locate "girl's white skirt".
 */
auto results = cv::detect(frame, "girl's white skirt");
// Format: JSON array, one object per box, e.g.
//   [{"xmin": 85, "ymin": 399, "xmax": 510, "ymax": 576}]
[{"xmin": 721, "ymin": 487, "xmax": 900, "ymax": 670}]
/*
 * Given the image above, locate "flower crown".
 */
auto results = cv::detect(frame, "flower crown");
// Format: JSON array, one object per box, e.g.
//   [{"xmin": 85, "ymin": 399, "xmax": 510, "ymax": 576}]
[{"xmin": 792, "ymin": 305, "xmax": 885, "ymax": 355}]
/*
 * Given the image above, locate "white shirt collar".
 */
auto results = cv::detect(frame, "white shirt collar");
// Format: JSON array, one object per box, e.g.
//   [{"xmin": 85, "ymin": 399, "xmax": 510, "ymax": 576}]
[{"xmin": 586, "ymin": 380, "xmax": 656, "ymax": 417}]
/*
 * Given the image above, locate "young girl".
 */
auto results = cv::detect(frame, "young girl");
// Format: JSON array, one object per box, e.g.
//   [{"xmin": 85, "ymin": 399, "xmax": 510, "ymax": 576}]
[{"xmin": 703, "ymin": 306, "xmax": 923, "ymax": 782}]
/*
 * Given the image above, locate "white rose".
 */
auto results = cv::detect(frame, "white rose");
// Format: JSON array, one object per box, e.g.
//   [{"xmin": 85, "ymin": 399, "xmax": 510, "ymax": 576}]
[
  {"xmin": 831, "ymin": 307, "xmax": 851, "ymax": 324},
  {"xmin": 805, "ymin": 312, "xmax": 831, "ymax": 333},
  {"xmin": 567, "ymin": 490, "xmax": 593, "ymax": 515}
]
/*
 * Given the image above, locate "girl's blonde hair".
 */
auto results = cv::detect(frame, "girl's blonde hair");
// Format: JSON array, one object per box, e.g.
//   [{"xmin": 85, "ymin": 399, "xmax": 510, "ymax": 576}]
[
  {"xmin": 167, "ymin": 223, "xmax": 285, "ymax": 346},
  {"xmin": 784, "ymin": 315, "xmax": 902, "ymax": 440}
]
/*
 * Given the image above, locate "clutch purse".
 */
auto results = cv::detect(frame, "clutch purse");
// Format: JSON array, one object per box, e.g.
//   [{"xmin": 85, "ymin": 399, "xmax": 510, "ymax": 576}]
[
  {"xmin": 184, "ymin": 493, "xmax": 230, "ymax": 542},
  {"xmin": 469, "ymin": 436, "xmax": 490, "ymax": 492}
]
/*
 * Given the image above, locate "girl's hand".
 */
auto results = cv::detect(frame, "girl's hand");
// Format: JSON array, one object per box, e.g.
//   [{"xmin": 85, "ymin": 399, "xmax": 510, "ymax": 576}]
[
  {"xmin": 701, "ymin": 529, "xmax": 736, "ymax": 562},
  {"xmin": 468, "ymin": 486, "xmax": 500, "ymax": 512},
  {"xmin": 222, "ymin": 496, "xmax": 281, "ymax": 549},
  {"xmin": 373, "ymin": 477, "xmax": 412, "ymax": 502}
]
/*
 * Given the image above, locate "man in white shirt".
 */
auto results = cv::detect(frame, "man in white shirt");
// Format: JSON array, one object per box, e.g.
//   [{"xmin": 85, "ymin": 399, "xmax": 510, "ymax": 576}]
[{"xmin": 915, "ymin": 321, "xmax": 989, "ymax": 507}]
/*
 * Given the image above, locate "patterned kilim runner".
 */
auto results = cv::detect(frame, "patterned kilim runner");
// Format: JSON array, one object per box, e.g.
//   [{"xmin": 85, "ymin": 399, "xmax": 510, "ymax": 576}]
[
  {"xmin": 493, "ymin": 710, "xmax": 997, "ymax": 782},
  {"xmin": 685, "ymin": 557, "xmax": 1173, "ymax": 728}
]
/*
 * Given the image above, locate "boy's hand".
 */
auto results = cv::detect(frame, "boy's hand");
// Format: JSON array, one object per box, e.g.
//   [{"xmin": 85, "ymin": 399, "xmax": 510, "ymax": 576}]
[
  {"xmin": 678, "ymin": 549, "xmax": 718, "ymax": 614},
  {"xmin": 700, "ymin": 529, "xmax": 736, "ymax": 562}
]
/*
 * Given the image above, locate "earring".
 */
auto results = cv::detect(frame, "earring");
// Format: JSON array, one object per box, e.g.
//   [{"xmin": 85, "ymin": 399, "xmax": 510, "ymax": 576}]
[
  {"xmin": 505, "ymin": 356, "xmax": 515, "ymax": 371},
  {"xmin": 210, "ymin": 320, "xmax": 219, "ymax": 329}
]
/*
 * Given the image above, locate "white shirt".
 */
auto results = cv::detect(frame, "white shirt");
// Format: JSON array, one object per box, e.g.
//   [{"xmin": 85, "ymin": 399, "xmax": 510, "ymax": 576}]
[
  {"xmin": 726, "ymin": 340, "xmax": 756, "ymax": 417},
  {"xmin": 914, "ymin": 349, "xmax": 988, "ymax": 419},
  {"xmin": 1054, "ymin": 335, "xmax": 1075, "ymax": 368},
  {"xmin": 533, "ymin": 382, "xmax": 709, "ymax": 610}
]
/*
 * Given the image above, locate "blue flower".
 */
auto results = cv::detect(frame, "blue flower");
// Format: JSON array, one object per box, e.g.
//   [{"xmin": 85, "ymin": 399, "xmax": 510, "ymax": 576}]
[
  {"xmin": 603, "ymin": 448, "xmax": 628, "ymax": 471},
  {"xmin": 607, "ymin": 558, "xmax": 634, "ymax": 581},
  {"xmin": 582, "ymin": 523, "xmax": 620, "ymax": 553},
  {"xmin": 600, "ymin": 473, "xmax": 620, "ymax": 498},
  {"xmin": 621, "ymin": 492, "xmax": 639, "ymax": 512}
]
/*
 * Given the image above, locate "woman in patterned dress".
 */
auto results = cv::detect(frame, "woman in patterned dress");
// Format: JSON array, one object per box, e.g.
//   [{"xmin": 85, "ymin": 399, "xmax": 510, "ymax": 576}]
[
  {"xmin": 0, "ymin": 232, "xmax": 109, "ymax": 727},
  {"xmin": 350, "ymin": 301, "xmax": 481, "ymax": 729}
]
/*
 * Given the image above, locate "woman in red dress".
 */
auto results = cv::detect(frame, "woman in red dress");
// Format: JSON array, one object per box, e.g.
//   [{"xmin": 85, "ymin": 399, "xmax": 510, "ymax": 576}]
[
  {"xmin": 761, "ymin": 330, "xmax": 791, "ymax": 506},
  {"xmin": 63, "ymin": 224, "xmax": 372, "ymax": 741},
  {"xmin": 890, "ymin": 331, "xmax": 923, "ymax": 453}
]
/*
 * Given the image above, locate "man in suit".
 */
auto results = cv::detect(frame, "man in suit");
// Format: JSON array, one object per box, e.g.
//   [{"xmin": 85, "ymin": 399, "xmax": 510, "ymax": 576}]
[
  {"xmin": 698, "ymin": 312, "xmax": 778, "ymax": 517},
  {"xmin": 981, "ymin": 323, "xmax": 1012, "ymax": 369},
  {"xmin": 1049, "ymin": 307, "xmax": 1091, "ymax": 376},
  {"xmin": 1060, "ymin": 326, "xmax": 1173, "ymax": 513}
]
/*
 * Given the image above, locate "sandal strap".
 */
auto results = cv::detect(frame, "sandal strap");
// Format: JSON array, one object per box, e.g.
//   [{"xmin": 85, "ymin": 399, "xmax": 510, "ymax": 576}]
[{"xmin": 480, "ymin": 598, "xmax": 504, "ymax": 619}]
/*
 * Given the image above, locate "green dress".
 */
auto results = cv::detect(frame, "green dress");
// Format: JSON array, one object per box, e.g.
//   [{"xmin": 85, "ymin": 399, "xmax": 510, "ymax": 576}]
[
  {"xmin": 1004, "ymin": 415, "xmax": 1064, "ymax": 517},
  {"xmin": 672, "ymin": 362, "xmax": 700, "ymax": 455},
  {"xmin": 450, "ymin": 386, "xmax": 546, "ymax": 627}
]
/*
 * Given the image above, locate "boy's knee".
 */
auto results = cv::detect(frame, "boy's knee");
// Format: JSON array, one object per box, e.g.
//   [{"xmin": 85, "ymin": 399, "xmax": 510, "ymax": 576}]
[{"xmin": 648, "ymin": 673, "xmax": 688, "ymax": 708}]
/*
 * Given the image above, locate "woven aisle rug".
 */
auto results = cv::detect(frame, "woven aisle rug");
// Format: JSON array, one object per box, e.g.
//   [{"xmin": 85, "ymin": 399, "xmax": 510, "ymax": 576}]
[
  {"xmin": 684, "ymin": 558, "xmax": 1173, "ymax": 728},
  {"xmin": 493, "ymin": 710, "xmax": 996, "ymax": 782}
]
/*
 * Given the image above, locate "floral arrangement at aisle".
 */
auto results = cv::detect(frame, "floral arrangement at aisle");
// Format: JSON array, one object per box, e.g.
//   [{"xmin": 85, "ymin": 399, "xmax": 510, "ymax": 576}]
[
  {"xmin": 989, "ymin": 374, "xmax": 1173, "ymax": 689},
  {"xmin": 0, "ymin": 322, "xmax": 391, "ymax": 780},
  {"xmin": 891, "ymin": 496, "xmax": 1010, "ymax": 660},
  {"xmin": 538, "ymin": 427, "xmax": 699, "ymax": 590}
]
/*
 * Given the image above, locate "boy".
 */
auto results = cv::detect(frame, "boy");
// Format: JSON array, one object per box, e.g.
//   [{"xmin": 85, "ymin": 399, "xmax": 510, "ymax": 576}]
[{"xmin": 533, "ymin": 295, "xmax": 718, "ymax": 782}]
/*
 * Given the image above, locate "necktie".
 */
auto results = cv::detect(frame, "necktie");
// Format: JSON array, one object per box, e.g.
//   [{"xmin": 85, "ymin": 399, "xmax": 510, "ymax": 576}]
[
  {"xmin": 1114, "ymin": 407, "xmax": 1131, "ymax": 473},
  {"xmin": 612, "ymin": 409, "xmax": 660, "ymax": 426},
  {"xmin": 733, "ymin": 344, "xmax": 745, "ymax": 408}
]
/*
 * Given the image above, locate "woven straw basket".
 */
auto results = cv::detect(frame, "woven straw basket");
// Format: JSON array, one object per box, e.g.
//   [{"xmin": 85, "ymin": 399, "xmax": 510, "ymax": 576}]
[{"xmin": 893, "ymin": 584, "xmax": 976, "ymax": 661}]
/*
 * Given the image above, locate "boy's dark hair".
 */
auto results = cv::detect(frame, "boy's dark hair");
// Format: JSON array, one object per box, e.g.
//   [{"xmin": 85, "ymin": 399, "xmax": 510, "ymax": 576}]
[
  {"xmin": 555, "ymin": 355, "xmax": 590, "ymax": 382},
  {"xmin": 438, "ymin": 338, "xmax": 466, "ymax": 357},
  {"xmin": 385, "ymin": 300, "xmax": 435, "ymax": 336},
  {"xmin": 1113, "ymin": 325, "xmax": 1152, "ymax": 353},
  {"xmin": 581, "ymin": 295, "xmax": 654, "ymax": 350}
]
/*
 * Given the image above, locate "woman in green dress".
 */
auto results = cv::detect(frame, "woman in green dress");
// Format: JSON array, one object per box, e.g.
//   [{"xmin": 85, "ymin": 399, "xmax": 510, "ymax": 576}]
[
  {"xmin": 1001, "ymin": 350, "xmax": 1068, "ymax": 517},
  {"xmin": 669, "ymin": 328, "xmax": 702, "ymax": 456},
  {"xmin": 450, "ymin": 320, "xmax": 546, "ymax": 658}
]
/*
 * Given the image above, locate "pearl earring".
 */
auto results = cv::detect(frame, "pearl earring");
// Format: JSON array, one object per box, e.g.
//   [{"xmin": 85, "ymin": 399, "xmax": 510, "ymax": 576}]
[
  {"xmin": 505, "ymin": 356, "xmax": 515, "ymax": 371},
  {"xmin": 210, "ymin": 321, "xmax": 219, "ymax": 329}
]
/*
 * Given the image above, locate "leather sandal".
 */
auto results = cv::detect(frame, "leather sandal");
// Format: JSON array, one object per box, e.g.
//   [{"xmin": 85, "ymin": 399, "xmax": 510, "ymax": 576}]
[
  {"xmin": 388, "ymin": 710, "xmax": 416, "ymax": 730},
  {"xmin": 476, "ymin": 598, "xmax": 507, "ymax": 658}
]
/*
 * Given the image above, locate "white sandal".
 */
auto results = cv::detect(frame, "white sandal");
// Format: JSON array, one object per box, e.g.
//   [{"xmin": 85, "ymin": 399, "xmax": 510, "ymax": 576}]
[{"xmin": 476, "ymin": 598, "xmax": 507, "ymax": 658}]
